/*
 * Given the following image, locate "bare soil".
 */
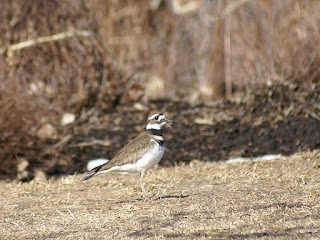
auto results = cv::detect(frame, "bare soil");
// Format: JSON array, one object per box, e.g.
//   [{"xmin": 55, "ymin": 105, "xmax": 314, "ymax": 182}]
[
  {"xmin": 1, "ymin": 150, "xmax": 319, "ymax": 239},
  {"xmin": 46, "ymin": 79, "xmax": 320, "ymax": 178}
]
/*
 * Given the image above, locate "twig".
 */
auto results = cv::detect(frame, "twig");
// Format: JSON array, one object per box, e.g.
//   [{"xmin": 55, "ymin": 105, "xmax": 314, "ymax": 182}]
[
  {"xmin": 43, "ymin": 134, "xmax": 72, "ymax": 155},
  {"xmin": 209, "ymin": 0, "xmax": 252, "ymax": 23},
  {"xmin": 70, "ymin": 139, "xmax": 111, "ymax": 148},
  {"xmin": 52, "ymin": 135, "xmax": 72, "ymax": 149},
  {"xmin": 68, "ymin": 209, "xmax": 76, "ymax": 219},
  {"xmin": 222, "ymin": 0, "xmax": 251, "ymax": 17},
  {"xmin": 0, "ymin": 29, "xmax": 92, "ymax": 55},
  {"xmin": 304, "ymin": 109, "xmax": 320, "ymax": 122}
]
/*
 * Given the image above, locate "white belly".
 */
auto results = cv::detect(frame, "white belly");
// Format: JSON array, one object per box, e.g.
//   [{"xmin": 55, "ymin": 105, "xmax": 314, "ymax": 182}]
[
  {"xmin": 109, "ymin": 142, "xmax": 164, "ymax": 173},
  {"xmin": 135, "ymin": 144, "xmax": 164, "ymax": 172}
]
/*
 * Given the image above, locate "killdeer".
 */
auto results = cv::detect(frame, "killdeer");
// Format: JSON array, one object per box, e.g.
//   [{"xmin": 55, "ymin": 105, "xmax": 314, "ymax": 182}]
[{"xmin": 82, "ymin": 113, "xmax": 172, "ymax": 199}]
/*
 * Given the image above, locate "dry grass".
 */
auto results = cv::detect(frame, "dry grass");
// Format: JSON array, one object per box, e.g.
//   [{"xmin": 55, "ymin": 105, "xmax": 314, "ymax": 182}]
[{"xmin": 1, "ymin": 150, "xmax": 319, "ymax": 239}]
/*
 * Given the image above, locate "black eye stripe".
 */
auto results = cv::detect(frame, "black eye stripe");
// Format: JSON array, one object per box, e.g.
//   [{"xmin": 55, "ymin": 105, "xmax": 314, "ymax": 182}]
[{"xmin": 149, "ymin": 113, "xmax": 165, "ymax": 121}]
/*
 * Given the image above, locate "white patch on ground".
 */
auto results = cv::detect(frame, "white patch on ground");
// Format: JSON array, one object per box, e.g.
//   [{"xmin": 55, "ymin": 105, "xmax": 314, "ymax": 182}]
[
  {"xmin": 225, "ymin": 154, "xmax": 283, "ymax": 163},
  {"xmin": 87, "ymin": 158, "xmax": 109, "ymax": 171}
]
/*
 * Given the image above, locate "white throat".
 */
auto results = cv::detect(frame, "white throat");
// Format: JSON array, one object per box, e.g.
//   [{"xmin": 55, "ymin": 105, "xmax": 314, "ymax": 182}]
[{"xmin": 146, "ymin": 122, "xmax": 162, "ymax": 130}]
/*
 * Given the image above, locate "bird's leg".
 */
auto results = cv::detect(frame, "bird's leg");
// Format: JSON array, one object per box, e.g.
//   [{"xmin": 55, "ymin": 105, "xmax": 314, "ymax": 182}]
[{"xmin": 140, "ymin": 171, "xmax": 148, "ymax": 200}]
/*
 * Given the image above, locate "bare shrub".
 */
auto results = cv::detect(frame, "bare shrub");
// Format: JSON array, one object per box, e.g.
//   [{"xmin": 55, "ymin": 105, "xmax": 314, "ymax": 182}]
[
  {"xmin": 88, "ymin": 0, "xmax": 320, "ymax": 100},
  {"xmin": 0, "ymin": 0, "xmax": 121, "ymax": 179}
]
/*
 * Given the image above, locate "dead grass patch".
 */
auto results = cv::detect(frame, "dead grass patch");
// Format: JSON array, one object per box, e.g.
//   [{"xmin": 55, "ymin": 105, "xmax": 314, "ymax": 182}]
[{"xmin": 1, "ymin": 150, "xmax": 319, "ymax": 239}]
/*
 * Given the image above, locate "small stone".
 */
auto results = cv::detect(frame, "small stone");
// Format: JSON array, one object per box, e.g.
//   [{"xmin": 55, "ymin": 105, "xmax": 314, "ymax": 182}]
[
  {"xmin": 134, "ymin": 102, "xmax": 148, "ymax": 111},
  {"xmin": 33, "ymin": 170, "xmax": 47, "ymax": 182},
  {"xmin": 61, "ymin": 113, "xmax": 76, "ymax": 126},
  {"xmin": 37, "ymin": 123, "xmax": 57, "ymax": 140},
  {"xmin": 17, "ymin": 158, "xmax": 29, "ymax": 173},
  {"xmin": 143, "ymin": 75, "xmax": 165, "ymax": 101}
]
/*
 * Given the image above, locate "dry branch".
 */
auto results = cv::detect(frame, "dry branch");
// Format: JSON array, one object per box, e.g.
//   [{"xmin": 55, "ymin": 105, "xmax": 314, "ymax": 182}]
[
  {"xmin": 304, "ymin": 109, "xmax": 320, "ymax": 122},
  {"xmin": 209, "ymin": 0, "xmax": 251, "ymax": 23},
  {"xmin": 70, "ymin": 139, "xmax": 111, "ymax": 148},
  {"xmin": 0, "ymin": 30, "xmax": 92, "ymax": 55}
]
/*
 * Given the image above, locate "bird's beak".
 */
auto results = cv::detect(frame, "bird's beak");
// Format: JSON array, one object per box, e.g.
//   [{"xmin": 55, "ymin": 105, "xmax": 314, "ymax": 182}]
[{"xmin": 165, "ymin": 119, "xmax": 173, "ymax": 128}]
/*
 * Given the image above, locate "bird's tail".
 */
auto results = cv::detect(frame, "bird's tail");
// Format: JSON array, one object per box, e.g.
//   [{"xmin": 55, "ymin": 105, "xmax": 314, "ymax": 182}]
[{"xmin": 82, "ymin": 161, "xmax": 109, "ymax": 181}]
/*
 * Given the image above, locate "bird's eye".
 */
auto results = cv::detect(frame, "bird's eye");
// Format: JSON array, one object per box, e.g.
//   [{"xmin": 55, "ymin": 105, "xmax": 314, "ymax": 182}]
[{"xmin": 155, "ymin": 115, "xmax": 159, "ymax": 120}]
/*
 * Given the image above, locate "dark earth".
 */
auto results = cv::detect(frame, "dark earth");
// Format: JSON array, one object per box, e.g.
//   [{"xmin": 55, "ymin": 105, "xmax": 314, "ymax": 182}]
[
  {"xmin": 1, "ymin": 78, "xmax": 320, "ymax": 181},
  {"xmin": 42, "ymin": 79, "xmax": 320, "ymax": 178}
]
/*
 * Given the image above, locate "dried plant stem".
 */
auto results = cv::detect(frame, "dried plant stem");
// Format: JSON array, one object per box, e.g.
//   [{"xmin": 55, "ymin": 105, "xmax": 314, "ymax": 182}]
[
  {"xmin": 210, "ymin": 0, "xmax": 251, "ymax": 23},
  {"xmin": 70, "ymin": 139, "xmax": 111, "ymax": 148},
  {"xmin": 304, "ymin": 109, "xmax": 320, "ymax": 122},
  {"xmin": 224, "ymin": 0, "xmax": 232, "ymax": 99},
  {"xmin": 222, "ymin": 0, "xmax": 251, "ymax": 17},
  {"xmin": 0, "ymin": 30, "xmax": 92, "ymax": 55}
]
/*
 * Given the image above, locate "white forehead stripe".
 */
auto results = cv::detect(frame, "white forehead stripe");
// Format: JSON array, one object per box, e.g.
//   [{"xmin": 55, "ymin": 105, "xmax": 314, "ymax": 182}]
[
  {"xmin": 149, "ymin": 114, "xmax": 159, "ymax": 120},
  {"xmin": 148, "ymin": 113, "xmax": 166, "ymax": 120}
]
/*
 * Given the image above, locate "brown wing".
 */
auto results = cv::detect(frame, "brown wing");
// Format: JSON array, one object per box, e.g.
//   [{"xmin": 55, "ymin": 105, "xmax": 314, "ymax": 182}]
[{"xmin": 98, "ymin": 133, "xmax": 156, "ymax": 171}]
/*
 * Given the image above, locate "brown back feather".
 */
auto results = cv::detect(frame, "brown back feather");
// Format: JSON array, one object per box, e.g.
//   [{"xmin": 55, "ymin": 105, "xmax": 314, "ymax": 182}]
[{"xmin": 98, "ymin": 132, "xmax": 158, "ymax": 172}]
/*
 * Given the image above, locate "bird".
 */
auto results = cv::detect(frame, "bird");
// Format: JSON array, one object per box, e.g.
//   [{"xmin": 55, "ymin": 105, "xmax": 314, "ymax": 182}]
[{"xmin": 82, "ymin": 113, "xmax": 172, "ymax": 199}]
